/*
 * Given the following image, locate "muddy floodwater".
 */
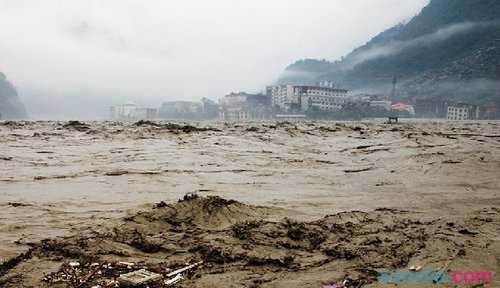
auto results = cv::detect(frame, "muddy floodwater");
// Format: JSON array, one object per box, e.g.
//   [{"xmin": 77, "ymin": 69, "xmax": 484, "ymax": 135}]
[{"xmin": 0, "ymin": 120, "xmax": 499, "ymax": 287}]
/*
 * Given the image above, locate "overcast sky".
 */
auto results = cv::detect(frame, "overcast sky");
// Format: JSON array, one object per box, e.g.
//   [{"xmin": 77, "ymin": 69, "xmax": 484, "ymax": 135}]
[{"xmin": 0, "ymin": 0, "xmax": 429, "ymax": 119}]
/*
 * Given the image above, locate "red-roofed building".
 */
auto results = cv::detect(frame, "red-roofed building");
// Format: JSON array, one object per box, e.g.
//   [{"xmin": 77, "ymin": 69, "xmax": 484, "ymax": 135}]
[{"xmin": 391, "ymin": 102, "xmax": 415, "ymax": 115}]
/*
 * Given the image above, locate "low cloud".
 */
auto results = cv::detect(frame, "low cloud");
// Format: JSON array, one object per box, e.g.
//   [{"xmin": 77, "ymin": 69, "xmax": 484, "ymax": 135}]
[
  {"xmin": 403, "ymin": 77, "xmax": 500, "ymax": 104},
  {"xmin": 278, "ymin": 70, "xmax": 323, "ymax": 85},
  {"xmin": 343, "ymin": 22, "xmax": 483, "ymax": 69}
]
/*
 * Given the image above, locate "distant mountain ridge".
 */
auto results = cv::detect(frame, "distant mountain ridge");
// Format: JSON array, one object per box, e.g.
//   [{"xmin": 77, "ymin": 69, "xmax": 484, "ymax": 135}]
[
  {"xmin": 280, "ymin": 0, "xmax": 500, "ymax": 107},
  {"xmin": 0, "ymin": 72, "xmax": 27, "ymax": 119}
]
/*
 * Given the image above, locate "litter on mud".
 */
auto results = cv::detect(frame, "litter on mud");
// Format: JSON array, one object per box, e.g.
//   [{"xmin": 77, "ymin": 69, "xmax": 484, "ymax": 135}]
[
  {"xmin": 118, "ymin": 269, "xmax": 162, "ymax": 286},
  {"xmin": 409, "ymin": 265, "xmax": 422, "ymax": 272},
  {"xmin": 40, "ymin": 260, "xmax": 203, "ymax": 287},
  {"xmin": 165, "ymin": 274, "xmax": 183, "ymax": 286},
  {"xmin": 166, "ymin": 261, "xmax": 203, "ymax": 278}
]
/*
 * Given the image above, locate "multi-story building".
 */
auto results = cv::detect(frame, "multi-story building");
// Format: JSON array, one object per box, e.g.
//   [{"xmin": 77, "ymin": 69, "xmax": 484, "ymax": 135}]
[
  {"xmin": 415, "ymin": 98, "xmax": 449, "ymax": 118},
  {"xmin": 447, "ymin": 103, "xmax": 479, "ymax": 120},
  {"xmin": 267, "ymin": 85, "xmax": 295, "ymax": 111},
  {"xmin": 219, "ymin": 92, "xmax": 271, "ymax": 121},
  {"xmin": 201, "ymin": 98, "xmax": 219, "ymax": 119},
  {"xmin": 110, "ymin": 101, "xmax": 137, "ymax": 120},
  {"xmin": 267, "ymin": 84, "xmax": 348, "ymax": 113},
  {"xmin": 135, "ymin": 108, "xmax": 158, "ymax": 120},
  {"xmin": 480, "ymin": 107, "xmax": 498, "ymax": 120},
  {"xmin": 110, "ymin": 102, "xmax": 158, "ymax": 121},
  {"xmin": 159, "ymin": 101, "xmax": 202, "ymax": 119}
]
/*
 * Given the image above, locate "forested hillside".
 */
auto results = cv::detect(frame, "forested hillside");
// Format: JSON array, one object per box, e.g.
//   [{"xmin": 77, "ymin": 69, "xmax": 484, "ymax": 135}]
[
  {"xmin": 281, "ymin": 0, "xmax": 500, "ymax": 106},
  {"xmin": 0, "ymin": 72, "xmax": 27, "ymax": 119}
]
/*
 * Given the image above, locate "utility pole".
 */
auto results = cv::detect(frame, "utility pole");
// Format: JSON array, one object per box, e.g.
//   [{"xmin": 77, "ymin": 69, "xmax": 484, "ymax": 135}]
[{"xmin": 389, "ymin": 75, "xmax": 398, "ymax": 103}]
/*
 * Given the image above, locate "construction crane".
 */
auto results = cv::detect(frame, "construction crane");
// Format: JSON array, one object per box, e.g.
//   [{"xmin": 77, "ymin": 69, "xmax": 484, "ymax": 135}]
[
  {"xmin": 375, "ymin": 74, "xmax": 401, "ymax": 103},
  {"xmin": 389, "ymin": 75, "xmax": 398, "ymax": 103}
]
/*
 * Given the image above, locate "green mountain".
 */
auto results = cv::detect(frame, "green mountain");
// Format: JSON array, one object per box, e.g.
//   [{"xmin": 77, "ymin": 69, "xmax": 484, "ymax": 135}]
[
  {"xmin": 0, "ymin": 72, "xmax": 28, "ymax": 119},
  {"xmin": 281, "ymin": 0, "xmax": 500, "ymax": 107}
]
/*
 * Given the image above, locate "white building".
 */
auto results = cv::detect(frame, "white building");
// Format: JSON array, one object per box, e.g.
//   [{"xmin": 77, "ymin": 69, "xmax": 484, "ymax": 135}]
[
  {"xmin": 110, "ymin": 101, "xmax": 158, "ymax": 121},
  {"xmin": 159, "ymin": 101, "xmax": 202, "ymax": 119},
  {"xmin": 267, "ymin": 85, "xmax": 348, "ymax": 112},
  {"xmin": 110, "ymin": 101, "xmax": 138, "ymax": 120},
  {"xmin": 219, "ymin": 108, "xmax": 251, "ymax": 121},
  {"xmin": 447, "ymin": 104, "xmax": 479, "ymax": 120},
  {"xmin": 135, "ymin": 108, "xmax": 159, "ymax": 120},
  {"xmin": 219, "ymin": 92, "xmax": 271, "ymax": 121},
  {"xmin": 275, "ymin": 114, "xmax": 307, "ymax": 121}
]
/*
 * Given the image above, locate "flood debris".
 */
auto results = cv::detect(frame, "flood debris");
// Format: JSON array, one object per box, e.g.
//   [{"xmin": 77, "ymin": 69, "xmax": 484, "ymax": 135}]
[
  {"xmin": 0, "ymin": 121, "xmax": 25, "ymax": 128},
  {"xmin": 6, "ymin": 202, "xmax": 32, "ymax": 208},
  {"xmin": 245, "ymin": 126, "xmax": 259, "ymax": 132},
  {"xmin": 118, "ymin": 269, "xmax": 162, "ymax": 286},
  {"xmin": 161, "ymin": 261, "xmax": 203, "ymax": 286},
  {"xmin": 118, "ymin": 261, "xmax": 135, "ymax": 268},
  {"xmin": 231, "ymin": 220, "xmax": 262, "ymax": 240},
  {"xmin": 134, "ymin": 120, "xmax": 161, "ymax": 127},
  {"xmin": 39, "ymin": 259, "xmax": 203, "ymax": 288},
  {"xmin": 317, "ymin": 126, "xmax": 339, "ymax": 133},
  {"xmin": 343, "ymin": 166, "xmax": 374, "ymax": 173},
  {"xmin": 105, "ymin": 170, "xmax": 129, "ymax": 176},
  {"xmin": 316, "ymin": 159, "xmax": 337, "ymax": 164},
  {"xmin": 163, "ymin": 123, "xmax": 221, "ymax": 134},
  {"xmin": 458, "ymin": 228, "xmax": 478, "ymax": 235},
  {"xmin": 69, "ymin": 261, "xmax": 80, "ymax": 268},
  {"xmin": 165, "ymin": 274, "xmax": 183, "ymax": 286},
  {"xmin": 62, "ymin": 121, "xmax": 91, "ymax": 132},
  {"xmin": 154, "ymin": 201, "xmax": 169, "ymax": 208},
  {"xmin": 442, "ymin": 159, "xmax": 463, "ymax": 164},
  {"xmin": 409, "ymin": 265, "xmax": 422, "ymax": 272},
  {"xmin": 41, "ymin": 260, "xmax": 178, "ymax": 287},
  {"xmin": 166, "ymin": 261, "xmax": 202, "ymax": 278},
  {"xmin": 133, "ymin": 120, "xmax": 221, "ymax": 133}
]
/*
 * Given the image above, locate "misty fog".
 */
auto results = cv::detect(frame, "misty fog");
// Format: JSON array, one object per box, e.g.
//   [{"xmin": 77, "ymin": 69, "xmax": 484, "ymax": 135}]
[
  {"xmin": 344, "ymin": 21, "xmax": 487, "ymax": 69},
  {"xmin": 0, "ymin": 0, "xmax": 428, "ymax": 119}
]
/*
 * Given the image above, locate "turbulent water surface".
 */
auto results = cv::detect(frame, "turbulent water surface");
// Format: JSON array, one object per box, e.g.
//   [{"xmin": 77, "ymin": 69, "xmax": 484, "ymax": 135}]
[{"xmin": 0, "ymin": 120, "xmax": 499, "ymax": 287}]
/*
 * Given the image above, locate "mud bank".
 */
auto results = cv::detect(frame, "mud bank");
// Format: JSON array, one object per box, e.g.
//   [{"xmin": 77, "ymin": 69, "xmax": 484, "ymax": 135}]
[{"xmin": 1, "ymin": 195, "xmax": 499, "ymax": 287}]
